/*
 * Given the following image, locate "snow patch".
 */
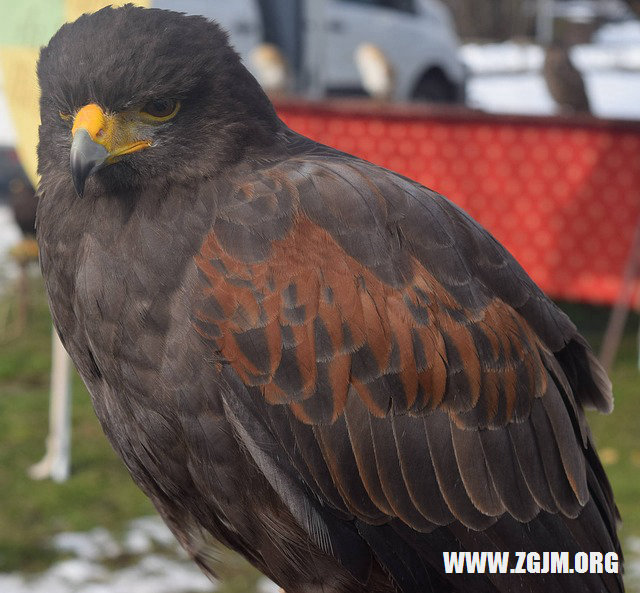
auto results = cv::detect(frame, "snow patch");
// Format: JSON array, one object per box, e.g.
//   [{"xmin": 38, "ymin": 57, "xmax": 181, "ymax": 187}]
[
  {"xmin": 122, "ymin": 516, "xmax": 177, "ymax": 555},
  {"xmin": 257, "ymin": 578, "xmax": 281, "ymax": 593},
  {"xmin": 52, "ymin": 528, "xmax": 121, "ymax": 561},
  {"xmin": 461, "ymin": 24, "xmax": 640, "ymax": 119},
  {"xmin": 0, "ymin": 517, "xmax": 217, "ymax": 593},
  {"xmin": 594, "ymin": 20, "xmax": 640, "ymax": 45},
  {"xmin": 466, "ymin": 72, "xmax": 557, "ymax": 115},
  {"xmin": 0, "ymin": 204, "xmax": 22, "ymax": 291},
  {"xmin": 461, "ymin": 42, "xmax": 544, "ymax": 74}
]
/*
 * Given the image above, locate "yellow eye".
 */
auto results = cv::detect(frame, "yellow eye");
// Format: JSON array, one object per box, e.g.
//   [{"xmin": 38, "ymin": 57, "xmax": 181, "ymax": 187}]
[{"xmin": 141, "ymin": 98, "xmax": 180, "ymax": 120}]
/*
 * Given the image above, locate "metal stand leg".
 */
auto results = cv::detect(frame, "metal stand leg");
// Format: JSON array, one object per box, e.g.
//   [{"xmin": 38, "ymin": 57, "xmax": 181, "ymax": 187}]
[
  {"xmin": 599, "ymin": 217, "xmax": 640, "ymax": 373},
  {"xmin": 29, "ymin": 330, "xmax": 72, "ymax": 482}
]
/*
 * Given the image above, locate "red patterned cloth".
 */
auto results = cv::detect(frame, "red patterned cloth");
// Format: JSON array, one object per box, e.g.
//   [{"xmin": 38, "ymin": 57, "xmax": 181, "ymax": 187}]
[{"xmin": 277, "ymin": 100, "xmax": 640, "ymax": 306}]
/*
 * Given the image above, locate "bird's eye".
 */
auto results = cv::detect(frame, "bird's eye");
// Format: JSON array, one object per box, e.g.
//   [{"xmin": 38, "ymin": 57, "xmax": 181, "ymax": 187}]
[
  {"xmin": 59, "ymin": 111, "xmax": 72, "ymax": 121},
  {"xmin": 141, "ymin": 98, "xmax": 179, "ymax": 120}
]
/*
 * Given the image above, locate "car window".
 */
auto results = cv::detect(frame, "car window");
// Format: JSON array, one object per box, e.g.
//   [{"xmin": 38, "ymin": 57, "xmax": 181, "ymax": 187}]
[{"xmin": 338, "ymin": 0, "xmax": 415, "ymax": 13}]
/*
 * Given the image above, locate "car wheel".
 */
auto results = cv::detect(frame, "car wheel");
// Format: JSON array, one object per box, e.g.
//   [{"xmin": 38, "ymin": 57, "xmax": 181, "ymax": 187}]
[{"xmin": 413, "ymin": 69, "xmax": 456, "ymax": 103}]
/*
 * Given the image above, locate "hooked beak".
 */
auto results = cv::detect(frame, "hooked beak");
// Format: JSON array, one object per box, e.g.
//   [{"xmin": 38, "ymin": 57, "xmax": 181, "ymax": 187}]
[
  {"xmin": 70, "ymin": 129, "xmax": 109, "ymax": 197},
  {"xmin": 69, "ymin": 103, "xmax": 151, "ymax": 197}
]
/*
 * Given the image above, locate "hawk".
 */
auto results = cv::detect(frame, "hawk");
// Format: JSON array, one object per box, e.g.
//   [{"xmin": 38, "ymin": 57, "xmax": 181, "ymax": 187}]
[{"xmin": 36, "ymin": 6, "xmax": 622, "ymax": 593}]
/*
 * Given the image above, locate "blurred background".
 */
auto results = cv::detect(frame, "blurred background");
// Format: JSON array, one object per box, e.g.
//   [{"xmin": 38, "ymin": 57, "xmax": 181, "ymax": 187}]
[{"xmin": 1, "ymin": 1, "xmax": 639, "ymax": 592}]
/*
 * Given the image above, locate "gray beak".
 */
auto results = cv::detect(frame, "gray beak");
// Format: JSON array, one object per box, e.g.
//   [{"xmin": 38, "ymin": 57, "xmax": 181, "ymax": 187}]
[{"xmin": 70, "ymin": 128, "xmax": 109, "ymax": 197}]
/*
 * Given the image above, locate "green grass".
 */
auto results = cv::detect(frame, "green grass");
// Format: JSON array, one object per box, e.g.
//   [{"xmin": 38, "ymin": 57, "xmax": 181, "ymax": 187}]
[
  {"xmin": 0, "ymin": 275, "xmax": 638, "ymax": 590},
  {"xmin": 0, "ymin": 276, "xmax": 155, "ymax": 573}
]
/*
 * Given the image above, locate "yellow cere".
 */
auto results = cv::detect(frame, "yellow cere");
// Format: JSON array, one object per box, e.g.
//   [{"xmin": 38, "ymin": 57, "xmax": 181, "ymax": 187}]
[{"xmin": 70, "ymin": 103, "xmax": 154, "ymax": 159}]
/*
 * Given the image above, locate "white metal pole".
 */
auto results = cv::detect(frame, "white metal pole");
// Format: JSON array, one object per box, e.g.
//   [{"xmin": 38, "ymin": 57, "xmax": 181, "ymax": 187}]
[
  {"xmin": 536, "ymin": 0, "xmax": 555, "ymax": 45},
  {"xmin": 29, "ymin": 330, "xmax": 71, "ymax": 482}
]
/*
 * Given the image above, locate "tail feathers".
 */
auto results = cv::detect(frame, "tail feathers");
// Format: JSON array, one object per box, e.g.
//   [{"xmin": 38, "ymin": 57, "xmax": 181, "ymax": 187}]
[
  {"xmin": 356, "ymin": 498, "xmax": 623, "ymax": 593},
  {"xmin": 584, "ymin": 438, "xmax": 622, "ymax": 554},
  {"xmin": 356, "ymin": 520, "xmax": 461, "ymax": 593}
]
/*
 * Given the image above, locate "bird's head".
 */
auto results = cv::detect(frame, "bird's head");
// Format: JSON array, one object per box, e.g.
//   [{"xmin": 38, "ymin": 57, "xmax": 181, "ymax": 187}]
[{"xmin": 37, "ymin": 4, "xmax": 281, "ymax": 197}]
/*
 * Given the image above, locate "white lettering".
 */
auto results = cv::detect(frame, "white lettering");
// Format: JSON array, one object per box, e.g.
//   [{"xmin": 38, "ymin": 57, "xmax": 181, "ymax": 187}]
[
  {"xmin": 487, "ymin": 552, "xmax": 509, "ymax": 574},
  {"xmin": 575, "ymin": 552, "xmax": 588, "ymax": 573},
  {"xmin": 550, "ymin": 552, "xmax": 568, "ymax": 573},
  {"xmin": 605, "ymin": 552, "xmax": 619, "ymax": 574},
  {"xmin": 527, "ymin": 552, "xmax": 540, "ymax": 573},
  {"xmin": 512, "ymin": 551, "xmax": 527, "ymax": 574},
  {"xmin": 442, "ymin": 552, "xmax": 465, "ymax": 574}
]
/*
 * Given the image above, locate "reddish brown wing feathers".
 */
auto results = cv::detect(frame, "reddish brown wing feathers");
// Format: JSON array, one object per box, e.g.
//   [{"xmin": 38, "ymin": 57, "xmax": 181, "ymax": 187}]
[
  {"xmin": 194, "ymin": 208, "xmax": 547, "ymax": 426},
  {"xmin": 192, "ymin": 157, "xmax": 595, "ymax": 531}
]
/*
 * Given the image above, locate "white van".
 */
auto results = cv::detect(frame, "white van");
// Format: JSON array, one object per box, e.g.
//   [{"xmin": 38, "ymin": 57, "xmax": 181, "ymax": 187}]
[
  {"xmin": 153, "ymin": 0, "xmax": 466, "ymax": 103},
  {"xmin": 322, "ymin": 0, "xmax": 466, "ymax": 101}
]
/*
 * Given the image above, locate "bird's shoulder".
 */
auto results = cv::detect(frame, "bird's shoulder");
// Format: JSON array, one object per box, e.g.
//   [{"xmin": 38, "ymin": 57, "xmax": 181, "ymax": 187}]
[
  {"xmin": 194, "ymin": 147, "xmax": 610, "ymax": 426},
  {"xmin": 209, "ymin": 141, "xmax": 578, "ymax": 348}
]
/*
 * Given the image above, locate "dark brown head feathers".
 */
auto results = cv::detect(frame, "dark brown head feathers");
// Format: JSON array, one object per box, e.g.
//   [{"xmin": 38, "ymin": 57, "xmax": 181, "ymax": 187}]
[{"xmin": 37, "ymin": 4, "xmax": 280, "ymax": 191}]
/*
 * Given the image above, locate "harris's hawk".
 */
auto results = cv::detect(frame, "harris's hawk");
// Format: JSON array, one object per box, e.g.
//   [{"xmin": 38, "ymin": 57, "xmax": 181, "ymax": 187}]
[{"xmin": 36, "ymin": 6, "xmax": 622, "ymax": 593}]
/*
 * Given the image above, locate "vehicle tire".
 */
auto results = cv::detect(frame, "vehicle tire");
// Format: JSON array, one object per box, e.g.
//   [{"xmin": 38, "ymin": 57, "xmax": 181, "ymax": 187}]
[{"xmin": 412, "ymin": 69, "xmax": 457, "ymax": 103}]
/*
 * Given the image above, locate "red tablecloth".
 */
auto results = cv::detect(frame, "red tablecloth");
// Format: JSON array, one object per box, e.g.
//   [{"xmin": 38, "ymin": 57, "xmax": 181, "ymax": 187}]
[{"xmin": 277, "ymin": 100, "xmax": 640, "ymax": 306}]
